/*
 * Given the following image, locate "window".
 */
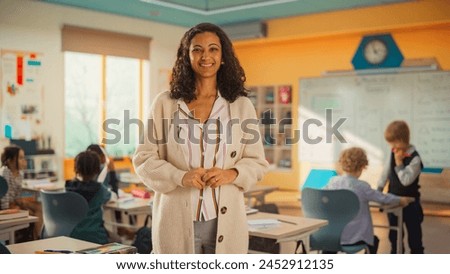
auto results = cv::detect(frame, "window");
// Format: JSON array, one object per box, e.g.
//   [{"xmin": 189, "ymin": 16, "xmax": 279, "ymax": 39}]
[
  {"xmin": 64, "ymin": 52, "xmax": 149, "ymax": 157},
  {"xmin": 62, "ymin": 25, "xmax": 151, "ymax": 158}
]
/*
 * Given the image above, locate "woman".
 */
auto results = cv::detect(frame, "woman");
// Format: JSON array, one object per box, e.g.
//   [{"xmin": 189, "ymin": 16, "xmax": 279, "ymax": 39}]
[{"xmin": 133, "ymin": 22, "xmax": 268, "ymax": 254}]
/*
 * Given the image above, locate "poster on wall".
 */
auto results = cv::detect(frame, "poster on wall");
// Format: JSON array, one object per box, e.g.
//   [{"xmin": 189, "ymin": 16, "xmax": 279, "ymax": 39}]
[{"xmin": 0, "ymin": 50, "xmax": 44, "ymax": 140}]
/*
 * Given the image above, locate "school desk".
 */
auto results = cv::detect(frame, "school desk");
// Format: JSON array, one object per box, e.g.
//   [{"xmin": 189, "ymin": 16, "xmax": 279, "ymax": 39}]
[
  {"xmin": 244, "ymin": 185, "xmax": 279, "ymax": 207},
  {"xmin": 103, "ymin": 197, "xmax": 152, "ymax": 233},
  {"xmin": 0, "ymin": 215, "xmax": 38, "ymax": 244},
  {"xmin": 370, "ymin": 202, "xmax": 404, "ymax": 254},
  {"xmin": 247, "ymin": 212, "xmax": 328, "ymax": 253},
  {"xmin": 6, "ymin": 236, "xmax": 100, "ymax": 254},
  {"xmin": 22, "ymin": 180, "xmax": 64, "ymax": 200},
  {"xmin": 119, "ymin": 172, "xmax": 142, "ymax": 184}
]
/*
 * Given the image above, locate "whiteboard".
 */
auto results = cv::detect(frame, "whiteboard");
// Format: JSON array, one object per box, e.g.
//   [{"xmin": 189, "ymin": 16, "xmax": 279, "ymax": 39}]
[{"xmin": 299, "ymin": 71, "xmax": 450, "ymax": 168}]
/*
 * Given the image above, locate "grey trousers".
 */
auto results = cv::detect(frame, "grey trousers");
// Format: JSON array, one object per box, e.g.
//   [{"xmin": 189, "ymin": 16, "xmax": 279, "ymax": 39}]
[{"xmin": 194, "ymin": 218, "xmax": 218, "ymax": 254}]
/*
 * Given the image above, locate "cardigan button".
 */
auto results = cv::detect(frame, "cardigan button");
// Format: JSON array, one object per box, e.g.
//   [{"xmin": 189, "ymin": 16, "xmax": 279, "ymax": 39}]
[
  {"xmin": 218, "ymin": 235, "xmax": 224, "ymax": 242},
  {"xmin": 230, "ymin": 151, "xmax": 237, "ymax": 158},
  {"xmin": 220, "ymin": 207, "xmax": 227, "ymax": 214}
]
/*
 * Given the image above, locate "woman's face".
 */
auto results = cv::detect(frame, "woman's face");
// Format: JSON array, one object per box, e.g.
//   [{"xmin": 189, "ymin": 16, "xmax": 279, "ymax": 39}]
[{"xmin": 189, "ymin": 31, "xmax": 222, "ymax": 80}]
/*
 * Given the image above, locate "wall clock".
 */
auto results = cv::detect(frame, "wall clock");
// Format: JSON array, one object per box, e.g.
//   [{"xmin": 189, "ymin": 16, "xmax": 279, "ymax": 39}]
[{"xmin": 352, "ymin": 34, "xmax": 404, "ymax": 70}]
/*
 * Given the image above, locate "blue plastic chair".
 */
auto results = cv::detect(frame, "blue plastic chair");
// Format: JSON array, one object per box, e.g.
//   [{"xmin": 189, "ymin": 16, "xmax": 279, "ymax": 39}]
[
  {"xmin": 40, "ymin": 190, "xmax": 89, "ymax": 238},
  {"xmin": 0, "ymin": 176, "xmax": 8, "ymax": 198},
  {"xmin": 0, "ymin": 241, "xmax": 11, "ymax": 254},
  {"xmin": 301, "ymin": 169, "xmax": 337, "ymax": 190},
  {"xmin": 301, "ymin": 188, "xmax": 368, "ymax": 253}
]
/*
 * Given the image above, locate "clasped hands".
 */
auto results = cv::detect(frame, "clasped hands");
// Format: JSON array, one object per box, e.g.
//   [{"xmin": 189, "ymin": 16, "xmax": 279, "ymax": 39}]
[{"xmin": 181, "ymin": 167, "xmax": 238, "ymax": 190}]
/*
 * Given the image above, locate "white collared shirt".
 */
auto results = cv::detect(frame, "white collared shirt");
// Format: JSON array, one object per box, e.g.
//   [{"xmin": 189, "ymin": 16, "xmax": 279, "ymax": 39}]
[{"xmin": 176, "ymin": 93, "xmax": 230, "ymax": 221}]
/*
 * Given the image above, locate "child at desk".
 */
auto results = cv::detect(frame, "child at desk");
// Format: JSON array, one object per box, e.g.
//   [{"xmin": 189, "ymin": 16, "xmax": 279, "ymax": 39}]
[
  {"xmin": 86, "ymin": 144, "xmax": 119, "ymax": 196},
  {"xmin": 325, "ymin": 147, "xmax": 413, "ymax": 253},
  {"xmin": 66, "ymin": 150, "xmax": 117, "ymax": 244},
  {"xmin": 1, "ymin": 145, "xmax": 42, "ymax": 241},
  {"xmin": 1, "ymin": 145, "xmax": 25, "ymax": 210},
  {"xmin": 377, "ymin": 120, "xmax": 424, "ymax": 254}
]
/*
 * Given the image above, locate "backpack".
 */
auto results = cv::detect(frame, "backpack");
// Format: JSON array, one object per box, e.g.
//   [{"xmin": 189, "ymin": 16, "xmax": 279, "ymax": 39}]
[{"xmin": 132, "ymin": 215, "xmax": 152, "ymax": 254}]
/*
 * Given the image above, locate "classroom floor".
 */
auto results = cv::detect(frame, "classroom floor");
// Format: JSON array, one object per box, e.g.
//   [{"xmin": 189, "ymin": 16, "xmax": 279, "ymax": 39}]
[{"xmin": 264, "ymin": 190, "xmax": 450, "ymax": 254}]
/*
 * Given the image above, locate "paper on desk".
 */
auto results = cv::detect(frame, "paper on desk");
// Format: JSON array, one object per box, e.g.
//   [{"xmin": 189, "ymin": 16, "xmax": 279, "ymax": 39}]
[{"xmin": 247, "ymin": 219, "xmax": 281, "ymax": 230}]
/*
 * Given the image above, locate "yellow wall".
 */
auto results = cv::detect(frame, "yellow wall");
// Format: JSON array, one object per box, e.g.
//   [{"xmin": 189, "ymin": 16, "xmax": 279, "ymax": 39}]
[
  {"xmin": 234, "ymin": 0, "xmax": 450, "ymax": 190},
  {"xmin": 64, "ymin": 157, "xmax": 134, "ymax": 180}
]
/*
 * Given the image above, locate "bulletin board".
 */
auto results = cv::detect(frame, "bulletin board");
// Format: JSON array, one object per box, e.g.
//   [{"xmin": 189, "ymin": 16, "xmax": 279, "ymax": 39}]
[
  {"xmin": 299, "ymin": 70, "xmax": 450, "ymax": 169},
  {"xmin": 0, "ymin": 49, "xmax": 44, "ymax": 140}
]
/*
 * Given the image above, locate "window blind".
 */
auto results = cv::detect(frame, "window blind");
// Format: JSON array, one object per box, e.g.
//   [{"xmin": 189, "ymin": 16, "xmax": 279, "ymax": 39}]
[{"xmin": 62, "ymin": 25, "xmax": 151, "ymax": 60}]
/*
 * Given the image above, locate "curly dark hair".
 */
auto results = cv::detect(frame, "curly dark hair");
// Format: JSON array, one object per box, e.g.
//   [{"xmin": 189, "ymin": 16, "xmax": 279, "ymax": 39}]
[
  {"xmin": 74, "ymin": 151, "xmax": 101, "ymax": 181},
  {"xmin": 170, "ymin": 22, "xmax": 247, "ymax": 103},
  {"xmin": 1, "ymin": 145, "xmax": 22, "ymax": 169}
]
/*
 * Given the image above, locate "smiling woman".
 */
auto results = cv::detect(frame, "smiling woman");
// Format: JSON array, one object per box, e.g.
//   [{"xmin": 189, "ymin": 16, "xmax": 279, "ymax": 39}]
[{"xmin": 133, "ymin": 22, "xmax": 269, "ymax": 254}]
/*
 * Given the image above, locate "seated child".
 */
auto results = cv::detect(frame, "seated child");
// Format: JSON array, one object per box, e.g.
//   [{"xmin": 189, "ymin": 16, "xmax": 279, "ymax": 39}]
[
  {"xmin": 86, "ymin": 144, "xmax": 119, "ymax": 196},
  {"xmin": 1, "ymin": 145, "xmax": 42, "ymax": 240},
  {"xmin": 1, "ymin": 145, "xmax": 26, "ymax": 210},
  {"xmin": 324, "ymin": 147, "xmax": 413, "ymax": 253},
  {"xmin": 66, "ymin": 150, "xmax": 116, "ymax": 244}
]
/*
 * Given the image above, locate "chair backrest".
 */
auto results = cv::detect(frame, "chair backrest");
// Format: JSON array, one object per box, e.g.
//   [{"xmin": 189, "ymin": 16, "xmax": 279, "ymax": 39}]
[
  {"xmin": 301, "ymin": 188, "xmax": 360, "ymax": 252},
  {"xmin": 301, "ymin": 169, "xmax": 337, "ymax": 190},
  {"xmin": 0, "ymin": 176, "xmax": 8, "ymax": 198},
  {"xmin": 40, "ymin": 190, "xmax": 89, "ymax": 238},
  {"xmin": 0, "ymin": 241, "xmax": 11, "ymax": 254}
]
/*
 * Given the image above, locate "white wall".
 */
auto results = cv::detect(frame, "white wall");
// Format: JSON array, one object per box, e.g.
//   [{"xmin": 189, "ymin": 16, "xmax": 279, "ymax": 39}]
[{"xmin": 0, "ymin": 0, "xmax": 187, "ymax": 178}]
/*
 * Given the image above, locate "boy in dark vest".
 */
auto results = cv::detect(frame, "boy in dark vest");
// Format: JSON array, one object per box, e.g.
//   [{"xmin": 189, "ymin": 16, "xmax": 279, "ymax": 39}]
[{"xmin": 377, "ymin": 120, "xmax": 424, "ymax": 254}]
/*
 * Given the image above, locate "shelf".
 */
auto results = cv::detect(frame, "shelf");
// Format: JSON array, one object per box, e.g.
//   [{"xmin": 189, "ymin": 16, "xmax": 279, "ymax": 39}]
[
  {"xmin": 24, "ymin": 154, "xmax": 58, "ymax": 180},
  {"xmin": 250, "ymin": 84, "xmax": 293, "ymax": 171}
]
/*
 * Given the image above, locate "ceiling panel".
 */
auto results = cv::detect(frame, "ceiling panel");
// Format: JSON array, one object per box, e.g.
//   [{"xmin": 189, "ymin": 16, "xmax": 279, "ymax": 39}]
[{"xmin": 40, "ymin": 0, "xmax": 413, "ymax": 27}]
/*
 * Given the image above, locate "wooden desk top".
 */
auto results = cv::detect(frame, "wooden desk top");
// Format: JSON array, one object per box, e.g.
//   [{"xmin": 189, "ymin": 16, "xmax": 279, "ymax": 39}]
[
  {"xmin": 369, "ymin": 201, "xmax": 403, "ymax": 213},
  {"xmin": 245, "ymin": 185, "xmax": 279, "ymax": 195},
  {"xmin": 104, "ymin": 197, "xmax": 152, "ymax": 211},
  {"xmin": 119, "ymin": 173, "xmax": 142, "ymax": 184},
  {"xmin": 0, "ymin": 216, "xmax": 38, "ymax": 229},
  {"xmin": 247, "ymin": 212, "xmax": 328, "ymax": 240},
  {"xmin": 22, "ymin": 183, "xmax": 64, "ymax": 193},
  {"xmin": 7, "ymin": 236, "xmax": 100, "ymax": 254}
]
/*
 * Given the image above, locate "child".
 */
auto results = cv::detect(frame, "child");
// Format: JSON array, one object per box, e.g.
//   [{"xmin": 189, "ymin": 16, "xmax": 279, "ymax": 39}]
[
  {"xmin": 0, "ymin": 145, "xmax": 26, "ymax": 210},
  {"xmin": 66, "ymin": 150, "xmax": 114, "ymax": 244},
  {"xmin": 86, "ymin": 144, "xmax": 119, "ymax": 196},
  {"xmin": 1, "ymin": 145, "xmax": 43, "ymax": 240},
  {"xmin": 325, "ymin": 147, "xmax": 413, "ymax": 254},
  {"xmin": 377, "ymin": 120, "xmax": 424, "ymax": 254}
]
